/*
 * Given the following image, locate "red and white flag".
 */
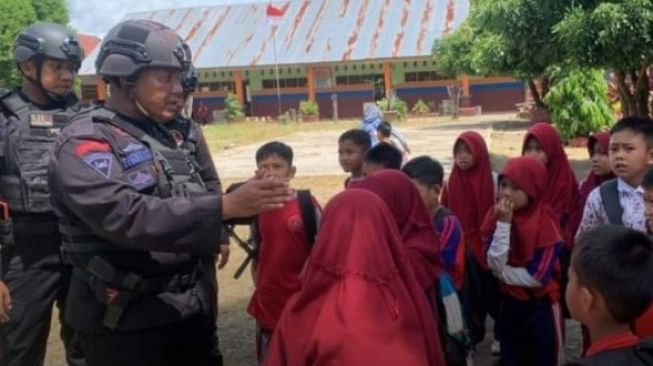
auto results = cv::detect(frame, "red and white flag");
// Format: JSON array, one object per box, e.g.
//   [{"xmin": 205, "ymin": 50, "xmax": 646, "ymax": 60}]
[{"xmin": 266, "ymin": 2, "xmax": 285, "ymax": 26}]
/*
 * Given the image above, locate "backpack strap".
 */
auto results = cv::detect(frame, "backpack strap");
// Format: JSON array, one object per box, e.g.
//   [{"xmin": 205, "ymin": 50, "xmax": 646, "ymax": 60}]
[
  {"xmin": 297, "ymin": 190, "xmax": 318, "ymax": 245},
  {"xmin": 599, "ymin": 179, "xmax": 623, "ymax": 226}
]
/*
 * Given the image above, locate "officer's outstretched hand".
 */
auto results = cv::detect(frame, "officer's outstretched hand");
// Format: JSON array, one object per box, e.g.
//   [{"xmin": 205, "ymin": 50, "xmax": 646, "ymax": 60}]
[
  {"xmin": 217, "ymin": 244, "xmax": 230, "ymax": 270},
  {"xmin": 222, "ymin": 172, "xmax": 293, "ymax": 220},
  {"xmin": 0, "ymin": 281, "xmax": 11, "ymax": 323}
]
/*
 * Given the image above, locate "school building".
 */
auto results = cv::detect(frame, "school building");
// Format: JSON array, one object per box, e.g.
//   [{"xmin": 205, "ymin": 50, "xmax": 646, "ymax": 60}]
[{"xmin": 78, "ymin": 0, "xmax": 526, "ymax": 119}]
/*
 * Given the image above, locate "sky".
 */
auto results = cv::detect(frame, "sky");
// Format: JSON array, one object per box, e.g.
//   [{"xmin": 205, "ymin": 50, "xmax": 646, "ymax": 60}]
[{"xmin": 67, "ymin": 0, "xmax": 266, "ymax": 36}]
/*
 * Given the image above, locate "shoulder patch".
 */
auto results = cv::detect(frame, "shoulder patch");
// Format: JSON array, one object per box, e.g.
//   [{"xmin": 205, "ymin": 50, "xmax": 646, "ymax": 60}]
[
  {"xmin": 120, "ymin": 149, "xmax": 154, "ymax": 170},
  {"xmin": 83, "ymin": 152, "xmax": 112, "ymax": 178},
  {"xmin": 127, "ymin": 165, "xmax": 157, "ymax": 190},
  {"xmin": 75, "ymin": 140, "xmax": 111, "ymax": 157},
  {"xmin": 123, "ymin": 142, "xmax": 145, "ymax": 153}
]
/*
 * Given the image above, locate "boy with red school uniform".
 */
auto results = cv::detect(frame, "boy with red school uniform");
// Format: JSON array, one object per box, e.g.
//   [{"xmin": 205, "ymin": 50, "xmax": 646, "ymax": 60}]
[
  {"xmin": 482, "ymin": 157, "xmax": 564, "ymax": 366},
  {"xmin": 246, "ymin": 141, "xmax": 321, "ymax": 364},
  {"xmin": 565, "ymin": 226, "xmax": 653, "ymax": 366}
]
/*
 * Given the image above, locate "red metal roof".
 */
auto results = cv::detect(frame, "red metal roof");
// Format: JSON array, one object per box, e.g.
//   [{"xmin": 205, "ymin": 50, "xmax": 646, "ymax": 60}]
[{"xmin": 81, "ymin": 0, "xmax": 470, "ymax": 75}]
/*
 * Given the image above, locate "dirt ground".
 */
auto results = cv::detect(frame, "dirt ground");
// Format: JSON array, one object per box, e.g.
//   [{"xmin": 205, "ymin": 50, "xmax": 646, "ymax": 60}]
[{"xmin": 44, "ymin": 114, "xmax": 590, "ymax": 365}]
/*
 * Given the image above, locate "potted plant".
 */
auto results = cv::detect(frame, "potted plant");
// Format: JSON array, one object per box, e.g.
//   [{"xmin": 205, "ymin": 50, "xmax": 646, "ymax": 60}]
[
  {"xmin": 411, "ymin": 99, "xmax": 431, "ymax": 116},
  {"xmin": 299, "ymin": 100, "xmax": 319, "ymax": 122},
  {"xmin": 378, "ymin": 90, "xmax": 408, "ymax": 122}
]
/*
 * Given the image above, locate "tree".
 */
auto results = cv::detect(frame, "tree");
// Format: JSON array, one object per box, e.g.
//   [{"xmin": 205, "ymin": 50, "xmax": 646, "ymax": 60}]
[
  {"xmin": 31, "ymin": 0, "xmax": 69, "ymax": 24},
  {"xmin": 553, "ymin": 0, "xmax": 653, "ymax": 117},
  {"xmin": 432, "ymin": 22, "xmax": 477, "ymax": 118},
  {"xmin": 0, "ymin": 0, "xmax": 37, "ymax": 88},
  {"xmin": 469, "ymin": 0, "xmax": 572, "ymax": 108},
  {"xmin": 432, "ymin": 22, "xmax": 476, "ymax": 78}
]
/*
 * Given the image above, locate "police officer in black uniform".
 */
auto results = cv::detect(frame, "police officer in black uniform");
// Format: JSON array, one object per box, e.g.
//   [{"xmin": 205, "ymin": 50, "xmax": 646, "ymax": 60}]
[
  {"xmin": 49, "ymin": 19, "xmax": 292, "ymax": 366},
  {"xmin": 0, "ymin": 22, "xmax": 85, "ymax": 366}
]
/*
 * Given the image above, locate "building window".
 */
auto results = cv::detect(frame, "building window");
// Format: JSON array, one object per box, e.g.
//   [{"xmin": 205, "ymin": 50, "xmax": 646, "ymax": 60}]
[
  {"xmin": 198, "ymin": 81, "xmax": 236, "ymax": 92},
  {"xmin": 81, "ymin": 84, "xmax": 99, "ymax": 101},
  {"xmin": 404, "ymin": 71, "xmax": 447, "ymax": 83},
  {"xmin": 262, "ymin": 77, "xmax": 308, "ymax": 89},
  {"xmin": 335, "ymin": 73, "xmax": 383, "ymax": 86}
]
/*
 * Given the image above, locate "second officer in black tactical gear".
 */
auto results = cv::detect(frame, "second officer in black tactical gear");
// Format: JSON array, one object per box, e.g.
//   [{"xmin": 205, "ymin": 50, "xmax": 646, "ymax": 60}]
[
  {"xmin": 0, "ymin": 22, "xmax": 85, "ymax": 366},
  {"xmin": 49, "ymin": 19, "xmax": 292, "ymax": 365}
]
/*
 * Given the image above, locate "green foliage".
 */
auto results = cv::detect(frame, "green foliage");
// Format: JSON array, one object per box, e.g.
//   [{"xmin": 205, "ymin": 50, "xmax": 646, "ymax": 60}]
[
  {"xmin": 432, "ymin": 22, "xmax": 476, "ymax": 78},
  {"xmin": 224, "ymin": 93, "xmax": 244, "ymax": 122},
  {"xmin": 0, "ymin": 0, "xmax": 37, "ymax": 88},
  {"xmin": 31, "ymin": 0, "xmax": 69, "ymax": 24},
  {"xmin": 553, "ymin": 0, "xmax": 653, "ymax": 116},
  {"xmin": 299, "ymin": 100, "xmax": 319, "ymax": 115},
  {"xmin": 470, "ymin": 0, "xmax": 568, "ymax": 81},
  {"xmin": 412, "ymin": 99, "xmax": 430, "ymax": 115},
  {"xmin": 544, "ymin": 69, "xmax": 613, "ymax": 142},
  {"xmin": 554, "ymin": 1, "xmax": 653, "ymax": 72}
]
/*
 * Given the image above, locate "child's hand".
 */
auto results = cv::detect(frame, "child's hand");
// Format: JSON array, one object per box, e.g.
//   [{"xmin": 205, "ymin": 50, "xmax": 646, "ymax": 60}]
[{"xmin": 496, "ymin": 198, "xmax": 514, "ymax": 223}]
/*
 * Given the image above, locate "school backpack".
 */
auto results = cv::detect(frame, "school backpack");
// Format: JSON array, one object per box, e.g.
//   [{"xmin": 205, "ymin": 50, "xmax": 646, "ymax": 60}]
[{"xmin": 599, "ymin": 179, "xmax": 623, "ymax": 225}]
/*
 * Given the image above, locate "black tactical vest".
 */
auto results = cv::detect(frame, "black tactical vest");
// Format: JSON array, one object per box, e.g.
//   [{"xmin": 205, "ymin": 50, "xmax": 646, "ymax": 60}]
[
  {"xmin": 58, "ymin": 109, "xmax": 211, "ymax": 329},
  {"xmin": 0, "ymin": 89, "xmax": 78, "ymax": 214}
]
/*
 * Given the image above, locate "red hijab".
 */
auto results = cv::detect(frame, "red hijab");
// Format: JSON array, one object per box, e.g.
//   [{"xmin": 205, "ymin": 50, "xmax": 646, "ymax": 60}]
[
  {"xmin": 353, "ymin": 170, "xmax": 443, "ymax": 290},
  {"xmin": 264, "ymin": 190, "xmax": 445, "ymax": 366},
  {"xmin": 523, "ymin": 123, "xmax": 581, "ymax": 243},
  {"xmin": 579, "ymin": 132, "xmax": 615, "ymax": 206},
  {"xmin": 481, "ymin": 157, "xmax": 562, "ymax": 264},
  {"xmin": 442, "ymin": 131, "xmax": 495, "ymax": 235}
]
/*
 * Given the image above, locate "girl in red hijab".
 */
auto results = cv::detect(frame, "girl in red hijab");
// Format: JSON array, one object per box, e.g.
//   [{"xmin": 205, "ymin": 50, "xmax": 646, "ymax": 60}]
[
  {"xmin": 441, "ymin": 131, "xmax": 500, "ymax": 347},
  {"xmin": 263, "ymin": 189, "xmax": 445, "ymax": 366},
  {"xmin": 482, "ymin": 157, "xmax": 564, "ymax": 366},
  {"xmin": 579, "ymin": 132, "xmax": 615, "ymax": 209},
  {"xmin": 442, "ymin": 131, "xmax": 495, "ymax": 265},
  {"xmin": 353, "ymin": 170, "xmax": 443, "ymax": 291},
  {"xmin": 522, "ymin": 122, "xmax": 582, "ymax": 246}
]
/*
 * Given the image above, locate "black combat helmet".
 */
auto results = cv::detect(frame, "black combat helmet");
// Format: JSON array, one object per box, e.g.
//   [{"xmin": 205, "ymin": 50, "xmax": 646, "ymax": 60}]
[
  {"xmin": 13, "ymin": 22, "xmax": 83, "ymax": 66},
  {"xmin": 13, "ymin": 22, "xmax": 82, "ymax": 102},
  {"xmin": 96, "ymin": 20, "xmax": 186, "ymax": 78}
]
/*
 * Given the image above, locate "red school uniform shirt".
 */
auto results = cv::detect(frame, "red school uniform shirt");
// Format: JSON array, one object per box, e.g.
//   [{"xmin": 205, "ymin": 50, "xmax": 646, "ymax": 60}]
[{"xmin": 247, "ymin": 196, "xmax": 319, "ymax": 331}]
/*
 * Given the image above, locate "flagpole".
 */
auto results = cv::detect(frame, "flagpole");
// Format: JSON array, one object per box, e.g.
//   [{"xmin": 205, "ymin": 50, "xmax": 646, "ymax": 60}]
[{"xmin": 273, "ymin": 33, "xmax": 282, "ymax": 118}]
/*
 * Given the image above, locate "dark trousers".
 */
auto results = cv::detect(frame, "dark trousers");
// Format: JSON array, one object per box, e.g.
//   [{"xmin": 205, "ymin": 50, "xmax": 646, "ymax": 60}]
[
  {"xmin": 463, "ymin": 249, "xmax": 500, "ymax": 345},
  {"xmin": 0, "ymin": 237, "xmax": 84, "ymax": 366},
  {"xmin": 78, "ymin": 314, "xmax": 215, "ymax": 366},
  {"xmin": 499, "ymin": 294, "xmax": 563, "ymax": 366},
  {"xmin": 203, "ymin": 259, "xmax": 223, "ymax": 366}
]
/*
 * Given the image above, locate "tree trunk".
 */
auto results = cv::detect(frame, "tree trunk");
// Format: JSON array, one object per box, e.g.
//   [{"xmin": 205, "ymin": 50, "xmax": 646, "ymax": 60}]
[
  {"xmin": 540, "ymin": 77, "xmax": 551, "ymax": 101},
  {"xmin": 528, "ymin": 79, "xmax": 545, "ymax": 108},
  {"xmin": 633, "ymin": 66, "xmax": 650, "ymax": 117},
  {"xmin": 615, "ymin": 70, "xmax": 635, "ymax": 117}
]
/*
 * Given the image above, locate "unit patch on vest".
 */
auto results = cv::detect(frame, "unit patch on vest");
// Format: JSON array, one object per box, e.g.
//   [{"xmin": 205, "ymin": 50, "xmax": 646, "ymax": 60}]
[
  {"xmin": 83, "ymin": 152, "xmax": 112, "ymax": 178},
  {"xmin": 29, "ymin": 113, "xmax": 54, "ymax": 127},
  {"xmin": 127, "ymin": 166, "xmax": 156, "ymax": 190},
  {"xmin": 120, "ymin": 149, "xmax": 154, "ymax": 170},
  {"xmin": 170, "ymin": 130, "xmax": 184, "ymax": 147},
  {"xmin": 123, "ymin": 142, "xmax": 145, "ymax": 153}
]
